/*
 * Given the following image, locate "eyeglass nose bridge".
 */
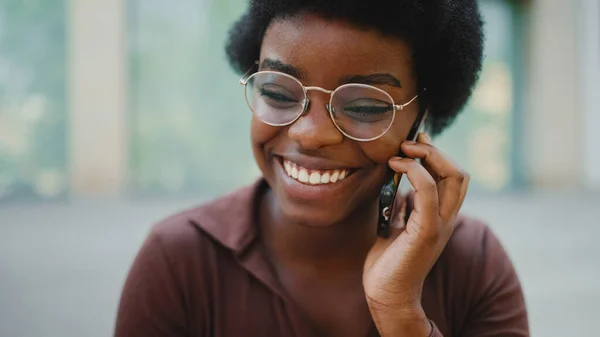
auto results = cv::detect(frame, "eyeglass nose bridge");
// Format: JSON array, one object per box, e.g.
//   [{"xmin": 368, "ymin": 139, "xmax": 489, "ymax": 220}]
[
  {"xmin": 301, "ymin": 99, "xmax": 335, "ymax": 116},
  {"xmin": 302, "ymin": 86, "xmax": 334, "ymax": 115}
]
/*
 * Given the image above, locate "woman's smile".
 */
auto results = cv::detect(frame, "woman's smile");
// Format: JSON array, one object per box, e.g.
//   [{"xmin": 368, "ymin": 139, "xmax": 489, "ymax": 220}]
[
  {"xmin": 273, "ymin": 154, "xmax": 362, "ymax": 201},
  {"xmin": 282, "ymin": 159, "xmax": 351, "ymax": 185}
]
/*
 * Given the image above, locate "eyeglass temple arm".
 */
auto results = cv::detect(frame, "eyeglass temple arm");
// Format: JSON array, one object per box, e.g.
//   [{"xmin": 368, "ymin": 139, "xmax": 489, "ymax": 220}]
[
  {"xmin": 239, "ymin": 60, "xmax": 260, "ymax": 85},
  {"xmin": 393, "ymin": 93, "xmax": 419, "ymax": 110}
]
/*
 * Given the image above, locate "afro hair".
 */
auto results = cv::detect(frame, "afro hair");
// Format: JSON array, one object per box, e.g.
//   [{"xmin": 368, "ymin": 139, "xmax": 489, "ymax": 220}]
[{"xmin": 225, "ymin": 0, "xmax": 485, "ymax": 136}]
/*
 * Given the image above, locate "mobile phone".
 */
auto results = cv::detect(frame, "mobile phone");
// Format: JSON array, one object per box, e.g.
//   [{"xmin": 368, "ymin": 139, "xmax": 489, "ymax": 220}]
[{"xmin": 376, "ymin": 109, "xmax": 428, "ymax": 238}]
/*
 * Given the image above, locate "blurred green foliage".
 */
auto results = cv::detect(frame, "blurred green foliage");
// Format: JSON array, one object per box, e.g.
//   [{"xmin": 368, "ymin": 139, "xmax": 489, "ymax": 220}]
[
  {"xmin": 0, "ymin": 0, "xmax": 67, "ymax": 201},
  {"xmin": 128, "ymin": 0, "xmax": 257, "ymax": 197}
]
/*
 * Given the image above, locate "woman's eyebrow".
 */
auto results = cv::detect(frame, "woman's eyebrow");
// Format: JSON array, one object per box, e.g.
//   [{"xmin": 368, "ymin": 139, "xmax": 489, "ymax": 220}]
[
  {"xmin": 341, "ymin": 73, "xmax": 402, "ymax": 87},
  {"xmin": 258, "ymin": 59, "xmax": 401, "ymax": 88},
  {"xmin": 259, "ymin": 58, "xmax": 305, "ymax": 79}
]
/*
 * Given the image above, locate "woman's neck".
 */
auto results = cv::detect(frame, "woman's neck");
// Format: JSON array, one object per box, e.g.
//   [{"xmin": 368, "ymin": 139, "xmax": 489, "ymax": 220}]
[{"xmin": 258, "ymin": 188, "xmax": 379, "ymax": 273}]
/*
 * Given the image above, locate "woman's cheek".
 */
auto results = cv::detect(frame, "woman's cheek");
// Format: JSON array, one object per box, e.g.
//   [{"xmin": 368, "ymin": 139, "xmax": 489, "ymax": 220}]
[
  {"xmin": 250, "ymin": 118, "xmax": 284, "ymax": 175},
  {"xmin": 250, "ymin": 117, "xmax": 279, "ymax": 146},
  {"xmin": 359, "ymin": 135, "xmax": 402, "ymax": 165}
]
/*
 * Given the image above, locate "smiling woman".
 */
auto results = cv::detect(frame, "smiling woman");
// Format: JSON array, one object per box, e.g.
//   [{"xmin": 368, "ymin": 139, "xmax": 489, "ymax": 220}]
[{"xmin": 115, "ymin": 1, "xmax": 529, "ymax": 337}]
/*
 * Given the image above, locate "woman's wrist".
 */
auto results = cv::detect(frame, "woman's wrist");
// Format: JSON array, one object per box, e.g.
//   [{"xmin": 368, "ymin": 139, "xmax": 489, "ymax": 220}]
[
  {"xmin": 378, "ymin": 317, "xmax": 432, "ymax": 337},
  {"xmin": 371, "ymin": 306, "xmax": 432, "ymax": 337}
]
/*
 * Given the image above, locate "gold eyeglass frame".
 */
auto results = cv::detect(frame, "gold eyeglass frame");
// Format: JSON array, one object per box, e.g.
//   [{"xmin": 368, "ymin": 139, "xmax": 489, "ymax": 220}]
[{"xmin": 239, "ymin": 61, "xmax": 420, "ymax": 142}]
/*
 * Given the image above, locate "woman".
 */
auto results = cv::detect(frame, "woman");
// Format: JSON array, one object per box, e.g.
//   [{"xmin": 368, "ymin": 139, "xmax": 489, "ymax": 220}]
[{"xmin": 114, "ymin": 0, "xmax": 529, "ymax": 336}]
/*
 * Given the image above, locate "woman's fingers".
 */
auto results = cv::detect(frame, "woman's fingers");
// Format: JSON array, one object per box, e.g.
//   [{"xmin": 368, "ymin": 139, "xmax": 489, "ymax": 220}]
[
  {"xmin": 399, "ymin": 137, "xmax": 469, "ymax": 222},
  {"xmin": 388, "ymin": 157, "xmax": 440, "ymax": 241}
]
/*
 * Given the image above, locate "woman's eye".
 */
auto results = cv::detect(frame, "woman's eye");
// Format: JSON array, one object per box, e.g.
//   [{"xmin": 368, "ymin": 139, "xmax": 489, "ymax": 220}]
[
  {"xmin": 340, "ymin": 99, "xmax": 394, "ymax": 122},
  {"xmin": 259, "ymin": 88, "xmax": 297, "ymax": 103},
  {"xmin": 344, "ymin": 105, "xmax": 391, "ymax": 115},
  {"xmin": 344, "ymin": 99, "xmax": 393, "ymax": 115},
  {"xmin": 345, "ymin": 98, "xmax": 392, "ymax": 111},
  {"xmin": 258, "ymin": 82, "xmax": 299, "ymax": 103}
]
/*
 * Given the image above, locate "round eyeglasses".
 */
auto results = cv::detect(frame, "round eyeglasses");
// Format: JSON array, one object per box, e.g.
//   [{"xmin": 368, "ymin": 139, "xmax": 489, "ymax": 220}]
[{"xmin": 239, "ymin": 68, "xmax": 419, "ymax": 142}]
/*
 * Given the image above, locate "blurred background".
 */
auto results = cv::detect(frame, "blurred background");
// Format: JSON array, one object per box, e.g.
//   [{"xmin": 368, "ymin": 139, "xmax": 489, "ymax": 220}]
[{"xmin": 0, "ymin": 0, "xmax": 598, "ymax": 336}]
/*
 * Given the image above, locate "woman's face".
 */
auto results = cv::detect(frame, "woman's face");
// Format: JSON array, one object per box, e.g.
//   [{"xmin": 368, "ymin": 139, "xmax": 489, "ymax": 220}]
[{"xmin": 252, "ymin": 13, "xmax": 420, "ymax": 227}]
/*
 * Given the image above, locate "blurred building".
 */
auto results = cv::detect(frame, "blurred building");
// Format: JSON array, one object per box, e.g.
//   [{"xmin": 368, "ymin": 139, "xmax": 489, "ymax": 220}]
[{"xmin": 0, "ymin": 0, "xmax": 599, "ymax": 202}]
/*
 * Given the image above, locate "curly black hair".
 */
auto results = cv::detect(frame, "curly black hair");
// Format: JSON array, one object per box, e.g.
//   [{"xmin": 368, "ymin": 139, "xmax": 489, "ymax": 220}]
[{"xmin": 225, "ymin": 0, "xmax": 484, "ymax": 136}]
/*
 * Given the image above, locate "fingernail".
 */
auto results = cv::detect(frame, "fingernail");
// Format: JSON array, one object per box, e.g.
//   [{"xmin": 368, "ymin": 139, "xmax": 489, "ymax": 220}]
[
  {"xmin": 421, "ymin": 133, "xmax": 432, "ymax": 142},
  {"xmin": 403, "ymin": 140, "xmax": 417, "ymax": 146}
]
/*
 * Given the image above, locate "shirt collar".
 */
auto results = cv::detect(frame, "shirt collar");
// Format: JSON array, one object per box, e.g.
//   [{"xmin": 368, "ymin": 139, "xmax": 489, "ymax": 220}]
[
  {"xmin": 187, "ymin": 178, "xmax": 291, "ymax": 302},
  {"xmin": 188, "ymin": 178, "xmax": 268, "ymax": 255}
]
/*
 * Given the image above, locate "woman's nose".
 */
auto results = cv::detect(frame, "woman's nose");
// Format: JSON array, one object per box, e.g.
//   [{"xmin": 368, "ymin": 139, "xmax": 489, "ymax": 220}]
[{"xmin": 287, "ymin": 96, "xmax": 343, "ymax": 150}]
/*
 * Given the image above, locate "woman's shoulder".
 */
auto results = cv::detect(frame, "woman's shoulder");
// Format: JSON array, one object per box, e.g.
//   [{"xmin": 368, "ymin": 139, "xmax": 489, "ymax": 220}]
[
  {"xmin": 441, "ymin": 214, "xmax": 513, "ymax": 272},
  {"xmin": 445, "ymin": 214, "xmax": 500, "ymax": 258},
  {"xmin": 434, "ymin": 213, "xmax": 517, "ymax": 287},
  {"xmin": 424, "ymin": 213, "xmax": 528, "ymax": 334},
  {"xmin": 115, "ymin": 182, "xmax": 266, "ymax": 336}
]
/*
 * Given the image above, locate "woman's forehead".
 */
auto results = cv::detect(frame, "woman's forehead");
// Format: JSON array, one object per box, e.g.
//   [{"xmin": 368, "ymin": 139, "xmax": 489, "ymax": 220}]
[{"xmin": 260, "ymin": 14, "xmax": 414, "ymax": 85}]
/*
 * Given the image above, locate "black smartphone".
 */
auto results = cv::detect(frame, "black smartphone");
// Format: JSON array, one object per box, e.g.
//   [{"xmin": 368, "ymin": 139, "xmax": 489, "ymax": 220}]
[{"xmin": 376, "ymin": 110, "xmax": 428, "ymax": 238}]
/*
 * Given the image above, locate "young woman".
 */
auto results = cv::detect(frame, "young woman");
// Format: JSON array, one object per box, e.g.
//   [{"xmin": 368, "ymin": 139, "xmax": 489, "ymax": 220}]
[{"xmin": 114, "ymin": 1, "xmax": 529, "ymax": 336}]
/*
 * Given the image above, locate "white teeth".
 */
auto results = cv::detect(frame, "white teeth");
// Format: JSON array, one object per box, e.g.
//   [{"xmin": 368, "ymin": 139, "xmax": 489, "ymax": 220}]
[
  {"xmin": 282, "ymin": 160, "xmax": 350, "ymax": 185},
  {"xmin": 298, "ymin": 169, "xmax": 309, "ymax": 183},
  {"xmin": 309, "ymin": 172, "xmax": 320, "ymax": 185}
]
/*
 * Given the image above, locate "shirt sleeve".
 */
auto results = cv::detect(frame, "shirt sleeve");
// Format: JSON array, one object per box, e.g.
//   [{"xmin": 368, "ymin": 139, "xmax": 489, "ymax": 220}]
[
  {"xmin": 458, "ymin": 225, "xmax": 530, "ymax": 336},
  {"xmin": 114, "ymin": 229, "xmax": 188, "ymax": 337},
  {"xmin": 429, "ymin": 320, "xmax": 443, "ymax": 337}
]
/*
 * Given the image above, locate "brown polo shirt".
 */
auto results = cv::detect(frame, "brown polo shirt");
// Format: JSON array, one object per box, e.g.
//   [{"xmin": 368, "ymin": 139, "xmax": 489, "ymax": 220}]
[{"xmin": 114, "ymin": 179, "xmax": 529, "ymax": 337}]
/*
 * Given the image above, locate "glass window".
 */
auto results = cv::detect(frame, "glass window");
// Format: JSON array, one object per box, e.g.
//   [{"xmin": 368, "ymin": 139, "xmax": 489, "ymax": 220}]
[{"xmin": 0, "ymin": 0, "xmax": 68, "ymax": 202}]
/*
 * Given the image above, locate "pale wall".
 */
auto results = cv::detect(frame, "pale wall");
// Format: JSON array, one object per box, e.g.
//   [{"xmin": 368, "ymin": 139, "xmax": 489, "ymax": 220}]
[
  {"xmin": 68, "ymin": 0, "xmax": 128, "ymax": 196},
  {"xmin": 579, "ymin": 0, "xmax": 600, "ymax": 189}
]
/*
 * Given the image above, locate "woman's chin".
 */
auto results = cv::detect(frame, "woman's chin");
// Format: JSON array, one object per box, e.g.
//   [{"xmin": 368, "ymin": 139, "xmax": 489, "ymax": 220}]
[
  {"xmin": 271, "ymin": 186, "xmax": 377, "ymax": 229},
  {"xmin": 279, "ymin": 202, "xmax": 347, "ymax": 228}
]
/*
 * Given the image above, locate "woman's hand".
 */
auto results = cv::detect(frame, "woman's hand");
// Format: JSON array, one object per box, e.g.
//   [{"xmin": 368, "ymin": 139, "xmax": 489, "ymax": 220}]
[{"xmin": 363, "ymin": 133, "xmax": 469, "ymax": 336}]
